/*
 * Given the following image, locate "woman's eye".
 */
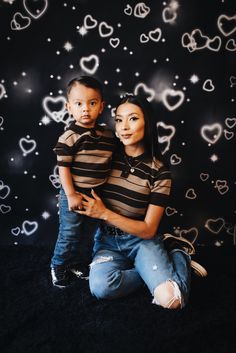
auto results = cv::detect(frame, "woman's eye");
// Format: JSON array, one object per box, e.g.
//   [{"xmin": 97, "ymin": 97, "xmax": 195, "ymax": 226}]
[
  {"xmin": 115, "ymin": 118, "xmax": 122, "ymax": 123},
  {"xmin": 130, "ymin": 116, "xmax": 138, "ymax": 121}
]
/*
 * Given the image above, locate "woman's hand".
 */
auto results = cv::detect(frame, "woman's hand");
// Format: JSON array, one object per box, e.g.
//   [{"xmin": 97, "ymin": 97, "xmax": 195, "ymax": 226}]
[{"xmin": 76, "ymin": 189, "xmax": 108, "ymax": 219}]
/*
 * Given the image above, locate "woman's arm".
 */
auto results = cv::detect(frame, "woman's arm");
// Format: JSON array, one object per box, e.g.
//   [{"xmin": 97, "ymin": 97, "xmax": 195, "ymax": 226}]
[{"xmin": 77, "ymin": 190, "xmax": 165, "ymax": 239}]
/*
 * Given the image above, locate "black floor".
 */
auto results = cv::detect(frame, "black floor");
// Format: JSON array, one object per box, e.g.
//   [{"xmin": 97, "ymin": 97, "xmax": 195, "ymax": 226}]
[{"xmin": 1, "ymin": 245, "xmax": 235, "ymax": 353}]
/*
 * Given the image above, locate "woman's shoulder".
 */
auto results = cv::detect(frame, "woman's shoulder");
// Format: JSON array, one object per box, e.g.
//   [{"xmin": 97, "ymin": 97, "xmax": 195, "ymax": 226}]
[{"xmin": 148, "ymin": 157, "xmax": 171, "ymax": 178}]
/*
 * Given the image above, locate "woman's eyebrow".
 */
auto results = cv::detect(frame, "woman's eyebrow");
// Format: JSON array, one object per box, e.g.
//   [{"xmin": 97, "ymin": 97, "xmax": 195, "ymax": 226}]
[{"xmin": 115, "ymin": 112, "xmax": 139, "ymax": 117}]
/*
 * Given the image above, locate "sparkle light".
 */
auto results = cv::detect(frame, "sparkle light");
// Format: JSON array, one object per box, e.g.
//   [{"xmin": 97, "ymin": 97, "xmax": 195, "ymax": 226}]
[
  {"xmin": 210, "ymin": 154, "xmax": 218, "ymax": 162},
  {"xmin": 42, "ymin": 211, "xmax": 50, "ymax": 219},
  {"xmin": 78, "ymin": 26, "xmax": 88, "ymax": 36},
  {"xmin": 63, "ymin": 41, "xmax": 73, "ymax": 52},
  {"xmin": 41, "ymin": 116, "xmax": 51, "ymax": 125},
  {"xmin": 190, "ymin": 74, "xmax": 199, "ymax": 84}
]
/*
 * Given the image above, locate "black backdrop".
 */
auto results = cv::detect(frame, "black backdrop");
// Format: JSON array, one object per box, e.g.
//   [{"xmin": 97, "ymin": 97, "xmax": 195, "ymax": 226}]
[{"xmin": 0, "ymin": 0, "xmax": 235, "ymax": 247}]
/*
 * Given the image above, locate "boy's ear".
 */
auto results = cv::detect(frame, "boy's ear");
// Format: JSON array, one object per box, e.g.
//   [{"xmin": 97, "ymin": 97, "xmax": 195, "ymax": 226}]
[
  {"xmin": 65, "ymin": 101, "xmax": 71, "ymax": 113},
  {"xmin": 99, "ymin": 101, "xmax": 105, "ymax": 114}
]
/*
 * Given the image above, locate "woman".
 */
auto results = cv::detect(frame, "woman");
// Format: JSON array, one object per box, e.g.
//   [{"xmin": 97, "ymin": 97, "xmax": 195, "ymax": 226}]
[{"xmin": 78, "ymin": 94, "xmax": 207, "ymax": 309}]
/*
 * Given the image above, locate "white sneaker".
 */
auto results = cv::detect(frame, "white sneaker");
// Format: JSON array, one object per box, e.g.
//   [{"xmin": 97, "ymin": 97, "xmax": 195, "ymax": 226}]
[
  {"xmin": 163, "ymin": 233, "xmax": 195, "ymax": 256},
  {"xmin": 191, "ymin": 260, "xmax": 208, "ymax": 277}
]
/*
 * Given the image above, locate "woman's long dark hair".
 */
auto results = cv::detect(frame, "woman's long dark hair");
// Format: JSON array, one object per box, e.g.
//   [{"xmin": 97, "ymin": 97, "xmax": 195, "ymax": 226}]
[{"xmin": 115, "ymin": 94, "xmax": 165, "ymax": 163}]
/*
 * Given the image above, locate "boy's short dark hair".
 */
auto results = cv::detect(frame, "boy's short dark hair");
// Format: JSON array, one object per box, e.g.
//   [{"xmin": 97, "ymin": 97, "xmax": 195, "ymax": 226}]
[{"xmin": 67, "ymin": 76, "xmax": 104, "ymax": 100}]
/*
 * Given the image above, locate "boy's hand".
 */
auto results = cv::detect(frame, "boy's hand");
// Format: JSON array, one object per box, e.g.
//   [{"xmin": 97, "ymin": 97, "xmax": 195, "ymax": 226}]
[{"xmin": 67, "ymin": 193, "xmax": 82, "ymax": 211}]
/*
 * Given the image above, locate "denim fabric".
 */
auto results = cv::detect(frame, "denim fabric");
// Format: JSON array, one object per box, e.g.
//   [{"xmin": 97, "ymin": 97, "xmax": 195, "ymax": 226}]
[
  {"xmin": 89, "ymin": 226, "xmax": 191, "ymax": 304},
  {"xmin": 51, "ymin": 188, "xmax": 98, "ymax": 268}
]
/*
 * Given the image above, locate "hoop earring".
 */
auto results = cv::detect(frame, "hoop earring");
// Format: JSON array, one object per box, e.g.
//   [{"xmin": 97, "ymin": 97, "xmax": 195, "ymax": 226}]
[{"xmin": 115, "ymin": 132, "xmax": 120, "ymax": 139}]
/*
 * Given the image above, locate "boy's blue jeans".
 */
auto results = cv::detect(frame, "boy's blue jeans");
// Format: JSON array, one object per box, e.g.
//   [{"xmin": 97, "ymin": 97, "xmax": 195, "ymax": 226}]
[
  {"xmin": 51, "ymin": 188, "xmax": 98, "ymax": 268},
  {"xmin": 89, "ymin": 225, "xmax": 191, "ymax": 306}
]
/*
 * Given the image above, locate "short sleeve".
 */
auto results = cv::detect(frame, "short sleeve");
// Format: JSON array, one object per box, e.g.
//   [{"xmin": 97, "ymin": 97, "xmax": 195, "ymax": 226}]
[
  {"xmin": 149, "ymin": 169, "xmax": 172, "ymax": 207},
  {"xmin": 53, "ymin": 131, "xmax": 75, "ymax": 167}
]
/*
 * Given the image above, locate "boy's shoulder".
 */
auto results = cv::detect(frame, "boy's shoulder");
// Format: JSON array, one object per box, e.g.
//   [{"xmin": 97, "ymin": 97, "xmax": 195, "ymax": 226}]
[{"xmin": 96, "ymin": 124, "xmax": 115, "ymax": 137}]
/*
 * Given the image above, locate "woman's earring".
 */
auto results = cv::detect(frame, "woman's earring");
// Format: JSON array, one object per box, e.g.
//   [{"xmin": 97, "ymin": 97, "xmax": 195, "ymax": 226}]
[{"xmin": 115, "ymin": 132, "xmax": 120, "ymax": 139}]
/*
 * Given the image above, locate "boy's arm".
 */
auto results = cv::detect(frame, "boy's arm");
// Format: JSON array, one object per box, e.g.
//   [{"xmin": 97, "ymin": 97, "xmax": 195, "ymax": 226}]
[{"xmin": 59, "ymin": 166, "xmax": 82, "ymax": 211}]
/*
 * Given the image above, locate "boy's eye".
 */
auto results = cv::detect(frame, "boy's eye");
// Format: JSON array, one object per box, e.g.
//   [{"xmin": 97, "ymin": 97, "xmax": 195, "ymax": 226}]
[
  {"xmin": 77, "ymin": 102, "xmax": 82, "ymax": 106},
  {"xmin": 90, "ymin": 101, "xmax": 97, "ymax": 106}
]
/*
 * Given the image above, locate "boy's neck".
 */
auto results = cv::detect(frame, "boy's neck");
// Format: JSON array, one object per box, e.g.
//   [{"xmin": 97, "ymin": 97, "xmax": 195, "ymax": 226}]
[{"xmin": 75, "ymin": 122, "xmax": 96, "ymax": 129}]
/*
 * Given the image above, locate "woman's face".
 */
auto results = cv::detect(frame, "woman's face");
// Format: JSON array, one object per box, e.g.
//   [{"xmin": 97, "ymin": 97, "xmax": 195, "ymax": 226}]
[{"xmin": 115, "ymin": 102, "xmax": 145, "ymax": 149}]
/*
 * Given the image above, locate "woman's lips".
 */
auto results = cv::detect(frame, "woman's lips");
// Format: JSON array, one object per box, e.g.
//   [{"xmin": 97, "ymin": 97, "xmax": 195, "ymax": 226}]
[{"xmin": 121, "ymin": 134, "xmax": 132, "ymax": 139}]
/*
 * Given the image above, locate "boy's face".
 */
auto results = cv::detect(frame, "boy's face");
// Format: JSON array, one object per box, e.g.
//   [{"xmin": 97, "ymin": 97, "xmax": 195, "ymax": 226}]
[{"xmin": 66, "ymin": 83, "xmax": 104, "ymax": 128}]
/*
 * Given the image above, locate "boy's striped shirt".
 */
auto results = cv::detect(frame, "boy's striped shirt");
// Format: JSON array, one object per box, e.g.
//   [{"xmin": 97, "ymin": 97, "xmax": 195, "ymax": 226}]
[{"xmin": 54, "ymin": 122, "xmax": 116, "ymax": 191}]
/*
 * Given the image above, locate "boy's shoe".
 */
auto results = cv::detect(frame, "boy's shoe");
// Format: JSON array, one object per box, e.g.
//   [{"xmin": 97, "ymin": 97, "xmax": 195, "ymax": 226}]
[
  {"xmin": 163, "ymin": 233, "xmax": 208, "ymax": 278},
  {"xmin": 69, "ymin": 264, "xmax": 89, "ymax": 280},
  {"xmin": 51, "ymin": 266, "xmax": 76, "ymax": 288}
]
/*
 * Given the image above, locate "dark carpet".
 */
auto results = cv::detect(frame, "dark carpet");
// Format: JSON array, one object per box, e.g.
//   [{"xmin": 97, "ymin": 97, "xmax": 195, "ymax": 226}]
[{"xmin": 0, "ymin": 246, "xmax": 235, "ymax": 353}]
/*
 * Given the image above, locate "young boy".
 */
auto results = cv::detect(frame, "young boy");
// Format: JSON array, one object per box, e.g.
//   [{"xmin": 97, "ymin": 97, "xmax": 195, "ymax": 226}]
[{"xmin": 51, "ymin": 76, "xmax": 116, "ymax": 288}]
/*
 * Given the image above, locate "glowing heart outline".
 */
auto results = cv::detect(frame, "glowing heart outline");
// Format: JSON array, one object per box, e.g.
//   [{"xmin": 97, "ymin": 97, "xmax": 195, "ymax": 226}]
[
  {"xmin": 49, "ymin": 165, "xmax": 61, "ymax": 189},
  {"xmin": 134, "ymin": 83, "xmax": 155, "ymax": 102},
  {"xmin": 190, "ymin": 29, "xmax": 209, "ymax": 50},
  {"xmin": 170, "ymin": 154, "xmax": 182, "ymax": 165},
  {"xmin": 156, "ymin": 122, "xmax": 176, "ymax": 154},
  {"xmin": 217, "ymin": 14, "xmax": 236, "ymax": 37},
  {"xmin": 124, "ymin": 4, "xmax": 132, "ymax": 16},
  {"xmin": 109, "ymin": 37, "xmax": 120, "ymax": 48},
  {"xmin": 165, "ymin": 207, "xmax": 178, "ymax": 216},
  {"xmin": 10, "ymin": 12, "xmax": 31, "ymax": 31},
  {"xmin": 229, "ymin": 76, "xmax": 236, "ymax": 87},
  {"xmin": 134, "ymin": 2, "xmax": 150, "ymax": 18},
  {"xmin": 0, "ymin": 204, "xmax": 11, "ymax": 214},
  {"xmin": 98, "ymin": 21, "xmax": 114, "ymax": 38},
  {"xmin": 200, "ymin": 123, "xmax": 222, "ymax": 144},
  {"xmin": 225, "ymin": 117, "xmax": 236, "ymax": 129},
  {"xmin": 162, "ymin": 7, "xmax": 177, "ymax": 23},
  {"xmin": 23, "ymin": 0, "xmax": 48, "ymax": 20},
  {"xmin": 140, "ymin": 33, "xmax": 149, "ymax": 43},
  {"xmin": 207, "ymin": 36, "xmax": 222, "ymax": 52},
  {"xmin": 225, "ymin": 38, "xmax": 236, "ymax": 52},
  {"xmin": 22, "ymin": 220, "xmax": 38, "ymax": 236},
  {"xmin": 42, "ymin": 95, "xmax": 67, "ymax": 122},
  {"xmin": 224, "ymin": 130, "xmax": 234, "ymax": 140},
  {"xmin": 202, "ymin": 79, "xmax": 215, "ymax": 92},
  {"xmin": 0, "ymin": 182, "xmax": 10, "ymax": 199},
  {"xmin": 80, "ymin": 54, "xmax": 99, "ymax": 75},
  {"xmin": 11, "ymin": 227, "xmax": 21, "ymax": 236},
  {"xmin": 19, "ymin": 137, "xmax": 37, "ymax": 155},
  {"xmin": 179, "ymin": 227, "xmax": 198, "ymax": 244},
  {"xmin": 148, "ymin": 28, "xmax": 162, "ymax": 42},
  {"xmin": 205, "ymin": 217, "xmax": 225, "ymax": 234},
  {"xmin": 84, "ymin": 14, "xmax": 98, "ymax": 29},
  {"xmin": 0, "ymin": 84, "xmax": 6, "ymax": 99},
  {"xmin": 200, "ymin": 173, "xmax": 209, "ymax": 182},
  {"xmin": 185, "ymin": 188, "xmax": 197, "ymax": 199},
  {"xmin": 162, "ymin": 88, "xmax": 185, "ymax": 111}
]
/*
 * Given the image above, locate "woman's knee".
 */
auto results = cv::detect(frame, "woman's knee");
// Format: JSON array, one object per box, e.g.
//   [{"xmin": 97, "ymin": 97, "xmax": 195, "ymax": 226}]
[
  {"xmin": 153, "ymin": 280, "xmax": 182, "ymax": 309},
  {"xmin": 89, "ymin": 268, "xmax": 123, "ymax": 300}
]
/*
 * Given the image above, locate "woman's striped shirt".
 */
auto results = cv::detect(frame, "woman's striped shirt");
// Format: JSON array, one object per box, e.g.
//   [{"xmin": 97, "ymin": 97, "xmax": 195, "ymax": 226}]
[
  {"xmin": 53, "ymin": 122, "xmax": 116, "ymax": 191},
  {"xmin": 102, "ymin": 151, "xmax": 172, "ymax": 220}
]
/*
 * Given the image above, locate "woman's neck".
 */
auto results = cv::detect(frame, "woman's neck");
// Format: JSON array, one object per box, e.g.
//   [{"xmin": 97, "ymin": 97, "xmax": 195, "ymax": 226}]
[{"xmin": 124, "ymin": 144, "xmax": 145, "ymax": 157}]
